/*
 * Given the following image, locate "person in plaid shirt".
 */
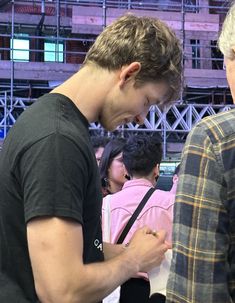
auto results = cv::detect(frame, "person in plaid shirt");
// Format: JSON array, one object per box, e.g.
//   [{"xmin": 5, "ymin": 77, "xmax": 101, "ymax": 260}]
[{"xmin": 166, "ymin": 3, "xmax": 235, "ymax": 303}]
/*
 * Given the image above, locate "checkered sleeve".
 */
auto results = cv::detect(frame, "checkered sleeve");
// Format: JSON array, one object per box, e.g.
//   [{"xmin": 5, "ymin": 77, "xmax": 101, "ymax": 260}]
[{"xmin": 166, "ymin": 122, "xmax": 231, "ymax": 303}]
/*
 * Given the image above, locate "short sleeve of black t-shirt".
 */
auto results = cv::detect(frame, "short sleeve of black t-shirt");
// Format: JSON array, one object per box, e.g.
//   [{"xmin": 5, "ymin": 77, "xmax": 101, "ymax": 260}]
[
  {"xmin": 18, "ymin": 128, "xmax": 104, "ymax": 266},
  {"xmin": 20, "ymin": 133, "xmax": 88, "ymax": 224}
]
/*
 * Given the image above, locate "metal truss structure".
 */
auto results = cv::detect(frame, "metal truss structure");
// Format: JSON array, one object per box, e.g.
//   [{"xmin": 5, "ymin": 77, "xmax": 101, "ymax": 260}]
[
  {"xmin": 90, "ymin": 103, "xmax": 235, "ymax": 136},
  {"xmin": 1, "ymin": 94, "xmax": 234, "ymax": 156},
  {"xmin": 0, "ymin": 0, "xmax": 233, "ymax": 158}
]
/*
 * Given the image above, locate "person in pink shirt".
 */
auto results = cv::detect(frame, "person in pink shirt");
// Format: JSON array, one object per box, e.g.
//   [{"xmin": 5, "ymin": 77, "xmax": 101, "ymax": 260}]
[{"xmin": 102, "ymin": 135, "xmax": 175, "ymax": 303}]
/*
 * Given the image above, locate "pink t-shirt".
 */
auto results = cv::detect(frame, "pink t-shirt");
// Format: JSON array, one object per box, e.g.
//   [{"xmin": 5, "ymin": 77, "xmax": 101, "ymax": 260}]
[{"xmin": 102, "ymin": 178, "xmax": 175, "ymax": 245}]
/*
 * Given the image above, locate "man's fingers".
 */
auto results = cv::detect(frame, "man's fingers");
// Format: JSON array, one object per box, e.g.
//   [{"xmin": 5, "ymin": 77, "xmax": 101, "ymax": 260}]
[
  {"xmin": 165, "ymin": 240, "xmax": 172, "ymax": 249},
  {"xmin": 153, "ymin": 229, "xmax": 167, "ymax": 241}
]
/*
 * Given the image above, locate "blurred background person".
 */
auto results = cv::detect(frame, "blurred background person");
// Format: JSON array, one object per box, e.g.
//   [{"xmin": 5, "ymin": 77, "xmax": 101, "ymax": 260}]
[
  {"xmin": 99, "ymin": 137, "xmax": 127, "ymax": 196},
  {"xmin": 169, "ymin": 164, "xmax": 180, "ymax": 195},
  {"xmin": 156, "ymin": 162, "xmax": 180, "ymax": 192},
  {"xmin": 91, "ymin": 135, "xmax": 110, "ymax": 165}
]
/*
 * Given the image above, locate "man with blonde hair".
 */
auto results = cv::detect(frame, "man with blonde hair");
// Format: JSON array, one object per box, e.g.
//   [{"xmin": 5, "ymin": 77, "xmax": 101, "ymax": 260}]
[
  {"xmin": 166, "ymin": 3, "xmax": 235, "ymax": 302},
  {"xmin": 0, "ymin": 14, "xmax": 182, "ymax": 303}
]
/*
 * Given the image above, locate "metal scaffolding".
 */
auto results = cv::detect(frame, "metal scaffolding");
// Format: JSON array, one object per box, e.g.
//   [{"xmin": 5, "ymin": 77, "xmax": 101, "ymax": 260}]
[
  {"xmin": 0, "ymin": 0, "xmax": 232, "ymax": 157},
  {"xmin": 1, "ymin": 94, "xmax": 234, "ymax": 157}
]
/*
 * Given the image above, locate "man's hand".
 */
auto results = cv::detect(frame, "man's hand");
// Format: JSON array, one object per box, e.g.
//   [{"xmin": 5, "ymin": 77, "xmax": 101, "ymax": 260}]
[{"xmin": 126, "ymin": 226, "xmax": 170, "ymax": 273}]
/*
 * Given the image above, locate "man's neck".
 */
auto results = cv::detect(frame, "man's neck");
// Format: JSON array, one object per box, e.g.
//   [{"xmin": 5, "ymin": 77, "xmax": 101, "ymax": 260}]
[{"xmin": 51, "ymin": 64, "xmax": 119, "ymax": 123}]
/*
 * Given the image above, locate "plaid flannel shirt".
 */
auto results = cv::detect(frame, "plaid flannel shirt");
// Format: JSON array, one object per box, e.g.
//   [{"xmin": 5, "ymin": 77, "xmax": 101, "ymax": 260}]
[{"xmin": 166, "ymin": 109, "xmax": 235, "ymax": 303}]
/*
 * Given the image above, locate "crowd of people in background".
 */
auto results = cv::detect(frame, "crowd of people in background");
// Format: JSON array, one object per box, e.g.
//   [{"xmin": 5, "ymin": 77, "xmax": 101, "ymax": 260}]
[{"xmin": 91, "ymin": 133, "xmax": 180, "ymax": 303}]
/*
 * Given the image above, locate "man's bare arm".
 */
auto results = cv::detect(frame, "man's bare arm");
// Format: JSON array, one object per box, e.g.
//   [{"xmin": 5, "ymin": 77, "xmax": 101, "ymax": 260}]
[
  {"xmin": 27, "ymin": 217, "xmax": 168, "ymax": 303},
  {"xmin": 103, "ymin": 242, "xmax": 125, "ymax": 260}
]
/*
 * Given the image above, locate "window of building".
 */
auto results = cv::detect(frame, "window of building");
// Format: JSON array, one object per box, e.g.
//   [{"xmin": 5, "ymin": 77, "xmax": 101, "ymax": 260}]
[
  {"xmin": 44, "ymin": 41, "xmax": 64, "ymax": 62},
  {"xmin": 211, "ymin": 40, "xmax": 223, "ymax": 70},
  {"xmin": 10, "ymin": 35, "xmax": 29, "ymax": 62},
  {"xmin": 191, "ymin": 39, "xmax": 200, "ymax": 69}
]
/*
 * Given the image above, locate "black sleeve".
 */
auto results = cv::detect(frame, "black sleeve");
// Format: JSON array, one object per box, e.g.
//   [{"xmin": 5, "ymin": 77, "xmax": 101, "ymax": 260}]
[{"xmin": 18, "ymin": 133, "xmax": 90, "ymax": 225}]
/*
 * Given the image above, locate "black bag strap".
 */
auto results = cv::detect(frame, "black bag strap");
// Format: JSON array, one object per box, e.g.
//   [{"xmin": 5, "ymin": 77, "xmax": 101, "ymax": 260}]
[{"xmin": 116, "ymin": 187, "xmax": 155, "ymax": 244}]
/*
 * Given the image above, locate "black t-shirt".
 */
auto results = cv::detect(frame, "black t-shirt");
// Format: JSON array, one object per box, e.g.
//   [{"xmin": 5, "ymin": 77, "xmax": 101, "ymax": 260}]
[{"xmin": 0, "ymin": 93, "xmax": 104, "ymax": 302}]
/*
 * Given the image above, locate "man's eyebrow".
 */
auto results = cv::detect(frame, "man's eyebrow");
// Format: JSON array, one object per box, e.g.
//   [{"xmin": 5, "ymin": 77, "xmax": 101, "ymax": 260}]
[
  {"xmin": 153, "ymin": 98, "xmax": 160, "ymax": 104},
  {"xmin": 150, "ymin": 95, "xmax": 161, "ymax": 105}
]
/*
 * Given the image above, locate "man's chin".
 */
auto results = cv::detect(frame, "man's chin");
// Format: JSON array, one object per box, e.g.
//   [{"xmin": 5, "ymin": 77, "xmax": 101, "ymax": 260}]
[{"xmin": 105, "ymin": 125, "xmax": 118, "ymax": 132}]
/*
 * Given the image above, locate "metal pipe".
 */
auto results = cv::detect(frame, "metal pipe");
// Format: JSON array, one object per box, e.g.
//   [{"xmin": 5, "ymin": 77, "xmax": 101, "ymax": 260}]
[
  {"xmin": 0, "ymin": 0, "xmax": 229, "ymax": 14},
  {"xmin": 180, "ymin": 0, "xmax": 185, "ymax": 104},
  {"xmin": 41, "ymin": 0, "xmax": 45, "ymax": 14},
  {"xmin": 162, "ymin": 112, "xmax": 167, "ymax": 160},
  {"xmin": 56, "ymin": 0, "xmax": 61, "ymax": 62},
  {"xmin": 10, "ymin": 0, "xmax": 14, "ymax": 112},
  {"xmin": 4, "ymin": 91, "xmax": 7, "ymax": 138},
  {"xmin": 35, "ymin": 0, "xmax": 45, "ymax": 62},
  {"xmin": 102, "ymin": 0, "xmax": 107, "ymax": 29},
  {"xmin": 0, "ymin": 33, "xmax": 95, "ymax": 43}
]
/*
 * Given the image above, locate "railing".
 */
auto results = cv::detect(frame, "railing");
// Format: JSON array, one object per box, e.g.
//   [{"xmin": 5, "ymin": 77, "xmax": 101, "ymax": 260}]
[
  {"xmin": 90, "ymin": 103, "xmax": 235, "ymax": 136},
  {"xmin": 0, "ymin": 33, "xmax": 92, "ymax": 64},
  {"xmin": 0, "ymin": 0, "xmax": 227, "ymax": 67},
  {"xmin": 16, "ymin": 0, "xmax": 229, "ymax": 14},
  {"xmin": 0, "ymin": 35, "xmax": 225, "ymax": 69}
]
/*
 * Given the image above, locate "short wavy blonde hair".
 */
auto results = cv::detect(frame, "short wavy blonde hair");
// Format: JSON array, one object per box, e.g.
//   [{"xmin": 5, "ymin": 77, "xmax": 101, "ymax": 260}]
[
  {"xmin": 84, "ymin": 14, "xmax": 182, "ymax": 105},
  {"xmin": 218, "ymin": 2, "xmax": 235, "ymax": 59}
]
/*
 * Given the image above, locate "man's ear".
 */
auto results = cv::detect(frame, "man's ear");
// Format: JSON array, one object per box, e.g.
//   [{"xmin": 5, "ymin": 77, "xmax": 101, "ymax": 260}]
[
  {"xmin": 119, "ymin": 62, "xmax": 141, "ymax": 88},
  {"xmin": 153, "ymin": 164, "xmax": 160, "ymax": 178},
  {"xmin": 172, "ymin": 174, "xmax": 179, "ymax": 184}
]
